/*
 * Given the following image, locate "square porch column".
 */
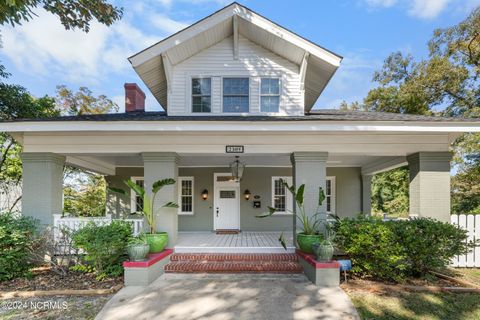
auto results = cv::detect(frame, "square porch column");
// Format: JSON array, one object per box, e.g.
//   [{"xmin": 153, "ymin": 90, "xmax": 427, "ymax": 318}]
[
  {"xmin": 291, "ymin": 152, "xmax": 328, "ymax": 237},
  {"xmin": 362, "ymin": 174, "xmax": 373, "ymax": 215},
  {"xmin": 407, "ymin": 152, "xmax": 452, "ymax": 222},
  {"xmin": 142, "ymin": 152, "xmax": 179, "ymax": 247},
  {"xmin": 21, "ymin": 152, "xmax": 65, "ymax": 225}
]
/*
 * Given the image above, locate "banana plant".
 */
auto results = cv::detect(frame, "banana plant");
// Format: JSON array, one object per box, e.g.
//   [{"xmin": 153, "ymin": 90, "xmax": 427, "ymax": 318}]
[
  {"xmin": 256, "ymin": 179, "xmax": 326, "ymax": 249},
  {"xmin": 108, "ymin": 178, "xmax": 179, "ymax": 234}
]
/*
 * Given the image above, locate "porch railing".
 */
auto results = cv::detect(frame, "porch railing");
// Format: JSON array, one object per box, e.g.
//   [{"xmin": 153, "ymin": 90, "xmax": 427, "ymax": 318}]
[{"xmin": 53, "ymin": 214, "xmax": 144, "ymax": 240}]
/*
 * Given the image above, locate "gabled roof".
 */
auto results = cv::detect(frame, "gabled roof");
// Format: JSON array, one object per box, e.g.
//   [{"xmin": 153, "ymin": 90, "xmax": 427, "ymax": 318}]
[{"xmin": 128, "ymin": 2, "xmax": 342, "ymax": 111}]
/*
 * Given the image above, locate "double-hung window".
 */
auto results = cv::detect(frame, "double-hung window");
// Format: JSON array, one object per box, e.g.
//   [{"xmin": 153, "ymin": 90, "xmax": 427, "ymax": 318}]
[
  {"xmin": 326, "ymin": 177, "xmax": 336, "ymax": 215},
  {"xmin": 192, "ymin": 78, "xmax": 211, "ymax": 113},
  {"xmin": 271, "ymin": 176, "xmax": 293, "ymax": 214},
  {"xmin": 223, "ymin": 77, "xmax": 249, "ymax": 113},
  {"xmin": 178, "ymin": 177, "xmax": 194, "ymax": 215},
  {"xmin": 130, "ymin": 177, "xmax": 144, "ymax": 213},
  {"xmin": 260, "ymin": 78, "xmax": 280, "ymax": 112}
]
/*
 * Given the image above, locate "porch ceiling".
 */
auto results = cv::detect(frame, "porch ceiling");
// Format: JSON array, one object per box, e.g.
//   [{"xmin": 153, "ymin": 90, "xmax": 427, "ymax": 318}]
[{"xmin": 64, "ymin": 153, "xmax": 392, "ymax": 175}]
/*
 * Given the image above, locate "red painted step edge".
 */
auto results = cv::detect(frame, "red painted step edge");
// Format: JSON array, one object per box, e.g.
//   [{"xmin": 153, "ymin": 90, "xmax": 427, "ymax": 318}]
[
  {"xmin": 123, "ymin": 249, "xmax": 173, "ymax": 268},
  {"xmin": 296, "ymin": 249, "xmax": 340, "ymax": 269}
]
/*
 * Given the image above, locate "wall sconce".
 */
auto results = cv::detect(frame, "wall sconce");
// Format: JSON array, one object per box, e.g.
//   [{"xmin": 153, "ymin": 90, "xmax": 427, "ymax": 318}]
[
  {"xmin": 201, "ymin": 189, "xmax": 208, "ymax": 200},
  {"xmin": 244, "ymin": 189, "xmax": 251, "ymax": 201}
]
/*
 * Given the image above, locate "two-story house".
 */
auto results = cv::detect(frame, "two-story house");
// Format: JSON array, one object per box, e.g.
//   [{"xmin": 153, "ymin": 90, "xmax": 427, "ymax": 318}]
[{"xmin": 2, "ymin": 2, "xmax": 480, "ymax": 256}]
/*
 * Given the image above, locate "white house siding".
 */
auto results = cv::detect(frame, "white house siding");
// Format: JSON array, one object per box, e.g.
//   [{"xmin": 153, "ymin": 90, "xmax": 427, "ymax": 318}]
[{"xmin": 169, "ymin": 35, "xmax": 303, "ymax": 116}]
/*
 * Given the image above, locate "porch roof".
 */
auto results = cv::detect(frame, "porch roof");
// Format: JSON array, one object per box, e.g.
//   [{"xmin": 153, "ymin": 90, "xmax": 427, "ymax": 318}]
[{"xmin": 3, "ymin": 109, "xmax": 480, "ymax": 123}]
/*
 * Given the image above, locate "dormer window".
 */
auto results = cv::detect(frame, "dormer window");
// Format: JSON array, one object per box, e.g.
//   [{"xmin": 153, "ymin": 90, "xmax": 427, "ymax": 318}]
[
  {"xmin": 223, "ymin": 78, "xmax": 249, "ymax": 113},
  {"xmin": 192, "ymin": 78, "xmax": 211, "ymax": 113},
  {"xmin": 260, "ymin": 78, "xmax": 280, "ymax": 112}
]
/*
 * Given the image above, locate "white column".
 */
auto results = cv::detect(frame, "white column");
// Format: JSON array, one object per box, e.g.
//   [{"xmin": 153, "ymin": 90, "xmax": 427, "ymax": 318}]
[
  {"xmin": 407, "ymin": 152, "xmax": 452, "ymax": 222},
  {"xmin": 21, "ymin": 153, "xmax": 65, "ymax": 226},
  {"xmin": 362, "ymin": 174, "xmax": 373, "ymax": 215},
  {"xmin": 291, "ymin": 152, "xmax": 328, "ymax": 235},
  {"xmin": 142, "ymin": 152, "xmax": 179, "ymax": 247}
]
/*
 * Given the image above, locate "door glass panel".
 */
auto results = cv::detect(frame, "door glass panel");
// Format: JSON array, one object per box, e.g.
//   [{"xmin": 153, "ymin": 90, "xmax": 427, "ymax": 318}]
[
  {"xmin": 220, "ymin": 190, "xmax": 236, "ymax": 198},
  {"xmin": 217, "ymin": 176, "xmax": 235, "ymax": 182}
]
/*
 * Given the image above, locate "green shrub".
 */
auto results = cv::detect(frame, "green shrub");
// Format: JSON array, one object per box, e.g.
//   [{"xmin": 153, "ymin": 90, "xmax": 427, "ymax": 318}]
[
  {"xmin": 334, "ymin": 215, "xmax": 474, "ymax": 282},
  {"xmin": 0, "ymin": 213, "xmax": 38, "ymax": 281},
  {"xmin": 335, "ymin": 215, "xmax": 407, "ymax": 281},
  {"xmin": 389, "ymin": 218, "xmax": 472, "ymax": 276},
  {"xmin": 72, "ymin": 220, "xmax": 131, "ymax": 278}
]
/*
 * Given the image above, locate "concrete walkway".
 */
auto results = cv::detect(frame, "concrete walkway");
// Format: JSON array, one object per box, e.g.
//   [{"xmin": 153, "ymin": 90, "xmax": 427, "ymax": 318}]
[{"xmin": 96, "ymin": 274, "xmax": 359, "ymax": 320}]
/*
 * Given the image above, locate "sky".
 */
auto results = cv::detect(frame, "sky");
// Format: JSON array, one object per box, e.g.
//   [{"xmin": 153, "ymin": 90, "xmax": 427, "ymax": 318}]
[{"xmin": 1, "ymin": 0, "xmax": 479, "ymax": 112}]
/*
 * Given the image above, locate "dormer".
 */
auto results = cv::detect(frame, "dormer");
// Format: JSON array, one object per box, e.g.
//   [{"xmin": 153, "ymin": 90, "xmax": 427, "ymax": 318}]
[{"xmin": 128, "ymin": 2, "xmax": 342, "ymax": 116}]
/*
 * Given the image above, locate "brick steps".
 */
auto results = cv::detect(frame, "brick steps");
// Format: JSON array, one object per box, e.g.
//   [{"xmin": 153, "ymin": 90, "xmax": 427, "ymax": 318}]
[{"xmin": 165, "ymin": 253, "xmax": 303, "ymax": 274}]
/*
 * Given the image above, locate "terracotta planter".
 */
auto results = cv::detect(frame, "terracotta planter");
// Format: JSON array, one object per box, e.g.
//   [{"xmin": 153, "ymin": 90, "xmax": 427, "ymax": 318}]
[
  {"xmin": 296, "ymin": 233, "xmax": 324, "ymax": 254},
  {"xmin": 312, "ymin": 242, "xmax": 334, "ymax": 262},
  {"xmin": 127, "ymin": 244, "xmax": 150, "ymax": 261},
  {"xmin": 145, "ymin": 232, "xmax": 169, "ymax": 253}
]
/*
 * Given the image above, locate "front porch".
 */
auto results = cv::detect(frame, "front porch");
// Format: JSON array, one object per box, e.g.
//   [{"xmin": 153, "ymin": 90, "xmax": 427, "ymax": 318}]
[{"xmin": 175, "ymin": 231, "xmax": 295, "ymax": 253}]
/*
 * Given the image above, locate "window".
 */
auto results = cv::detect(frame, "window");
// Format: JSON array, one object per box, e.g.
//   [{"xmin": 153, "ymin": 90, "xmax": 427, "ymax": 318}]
[
  {"xmin": 192, "ymin": 78, "xmax": 211, "ymax": 113},
  {"xmin": 271, "ymin": 176, "xmax": 293, "ymax": 214},
  {"xmin": 326, "ymin": 177, "xmax": 336, "ymax": 215},
  {"xmin": 260, "ymin": 78, "xmax": 280, "ymax": 112},
  {"xmin": 223, "ymin": 78, "xmax": 249, "ymax": 113},
  {"xmin": 130, "ymin": 178, "xmax": 144, "ymax": 213},
  {"xmin": 178, "ymin": 177, "xmax": 194, "ymax": 215}
]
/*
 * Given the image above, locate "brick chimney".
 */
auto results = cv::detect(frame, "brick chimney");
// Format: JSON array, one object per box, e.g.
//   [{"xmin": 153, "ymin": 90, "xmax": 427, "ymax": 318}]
[{"xmin": 124, "ymin": 83, "xmax": 146, "ymax": 112}]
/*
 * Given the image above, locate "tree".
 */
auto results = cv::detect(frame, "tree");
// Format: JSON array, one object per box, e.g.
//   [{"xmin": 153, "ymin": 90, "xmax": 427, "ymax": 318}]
[
  {"xmin": 0, "ymin": 65, "xmax": 59, "ymax": 211},
  {"xmin": 55, "ymin": 85, "xmax": 118, "ymax": 115},
  {"xmin": 64, "ymin": 174, "xmax": 106, "ymax": 217},
  {"xmin": 371, "ymin": 167, "xmax": 409, "ymax": 217},
  {"xmin": 342, "ymin": 7, "xmax": 480, "ymax": 215},
  {"xmin": 0, "ymin": 0, "xmax": 123, "ymax": 32}
]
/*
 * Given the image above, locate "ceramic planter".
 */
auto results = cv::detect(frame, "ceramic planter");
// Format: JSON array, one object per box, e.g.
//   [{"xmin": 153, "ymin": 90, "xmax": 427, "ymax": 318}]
[
  {"xmin": 312, "ymin": 242, "xmax": 334, "ymax": 262},
  {"xmin": 127, "ymin": 243, "xmax": 150, "ymax": 261},
  {"xmin": 145, "ymin": 232, "xmax": 169, "ymax": 253},
  {"xmin": 296, "ymin": 233, "xmax": 324, "ymax": 254}
]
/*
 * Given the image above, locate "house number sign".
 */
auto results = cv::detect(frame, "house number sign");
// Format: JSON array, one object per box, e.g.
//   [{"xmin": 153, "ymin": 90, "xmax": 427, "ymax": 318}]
[{"xmin": 225, "ymin": 145, "xmax": 244, "ymax": 153}]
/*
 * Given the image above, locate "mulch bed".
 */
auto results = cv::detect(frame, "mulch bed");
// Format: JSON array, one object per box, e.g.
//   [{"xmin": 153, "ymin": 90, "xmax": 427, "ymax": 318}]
[{"xmin": 0, "ymin": 267, "xmax": 122, "ymax": 292}]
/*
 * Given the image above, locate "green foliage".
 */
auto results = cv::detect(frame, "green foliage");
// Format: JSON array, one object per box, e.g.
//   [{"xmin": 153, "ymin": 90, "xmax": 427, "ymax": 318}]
[
  {"xmin": 63, "ymin": 173, "xmax": 106, "ymax": 217},
  {"xmin": 55, "ymin": 85, "xmax": 118, "ymax": 115},
  {"xmin": 389, "ymin": 218, "xmax": 473, "ymax": 275},
  {"xmin": 371, "ymin": 167, "xmax": 409, "ymax": 217},
  {"xmin": 335, "ymin": 215, "xmax": 474, "ymax": 281},
  {"xmin": 257, "ymin": 180, "xmax": 326, "ymax": 235},
  {"xmin": 0, "ymin": 212, "xmax": 38, "ymax": 281},
  {"xmin": 72, "ymin": 220, "xmax": 131, "ymax": 278},
  {"xmin": 0, "ymin": 0, "xmax": 123, "ymax": 32},
  {"xmin": 335, "ymin": 215, "xmax": 407, "ymax": 282},
  {"xmin": 108, "ymin": 178, "xmax": 178, "ymax": 234}
]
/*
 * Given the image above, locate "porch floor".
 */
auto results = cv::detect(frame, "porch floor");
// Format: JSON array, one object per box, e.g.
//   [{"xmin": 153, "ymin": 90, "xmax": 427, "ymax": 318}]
[{"xmin": 175, "ymin": 231, "xmax": 295, "ymax": 253}]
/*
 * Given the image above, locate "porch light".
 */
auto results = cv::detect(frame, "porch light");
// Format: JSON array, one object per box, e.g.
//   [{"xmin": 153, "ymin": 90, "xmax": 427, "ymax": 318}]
[
  {"xmin": 244, "ymin": 189, "xmax": 251, "ymax": 201},
  {"xmin": 201, "ymin": 189, "xmax": 209, "ymax": 200},
  {"xmin": 230, "ymin": 156, "xmax": 245, "ymax": 182}
]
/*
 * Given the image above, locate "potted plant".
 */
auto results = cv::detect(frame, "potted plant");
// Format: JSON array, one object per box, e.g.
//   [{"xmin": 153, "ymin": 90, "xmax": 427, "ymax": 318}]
[
  {"xmin": 312, "ymin": 221, "xmax": 335, "ymax": 261},
  {"xmin": 127, "ymin": 234, "xmax": 150, "ymax": 261},
  {"xmin": 109, "ymin": 178, "xmax": 179, "ymax": 253},
  {"xmin": 256, "ymin": 180, "xmax": 326, "ymax": 254}
]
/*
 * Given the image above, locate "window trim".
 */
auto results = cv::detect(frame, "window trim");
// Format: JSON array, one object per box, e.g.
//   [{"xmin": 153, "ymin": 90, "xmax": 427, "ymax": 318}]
[
  {"xmin": 271, "ymin": 176, "xmax": 293, "ymax": 215},
  {"xmin": 178, "ymin": 176, "xmax": 194, "ymax": 216},
  {"xmin": 130, "ymin": 177, "xmax": 144, "ymax": 214},
  {"xmin": 260, "ymin": 77, "xmax": 281, "ymax": 113},
  {"xmin": 221, "ymin": 76, "xmax": 250, "ymax": 113},
  {"xmin": 326, "ymin": 176, "xmax": 336, "ymax": 215},
  {"xmin": 191, "ymin": 77, "xmax": 212, "ymax": 113}
]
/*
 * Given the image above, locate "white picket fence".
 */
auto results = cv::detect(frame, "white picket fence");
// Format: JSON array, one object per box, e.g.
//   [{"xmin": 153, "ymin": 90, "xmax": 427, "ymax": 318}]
[
  {"xmin": 451, "ymin": 214, "xmax": 480, "ymax": 267},
  {"xmin": 53, "ymin": 214, "xmax": 144, "ymax": 240}
]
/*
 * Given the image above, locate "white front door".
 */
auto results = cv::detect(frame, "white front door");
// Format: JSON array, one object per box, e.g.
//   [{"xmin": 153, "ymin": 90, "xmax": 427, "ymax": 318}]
[{"xmin": 214, "ymin": 173, "xmax": 240, "ymax": 230}]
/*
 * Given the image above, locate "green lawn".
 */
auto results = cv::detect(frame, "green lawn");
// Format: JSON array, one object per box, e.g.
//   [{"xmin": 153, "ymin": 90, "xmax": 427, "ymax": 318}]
[{"xmin": 348, "ymin": 290, "xmax": 480, "ymax": 320}]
